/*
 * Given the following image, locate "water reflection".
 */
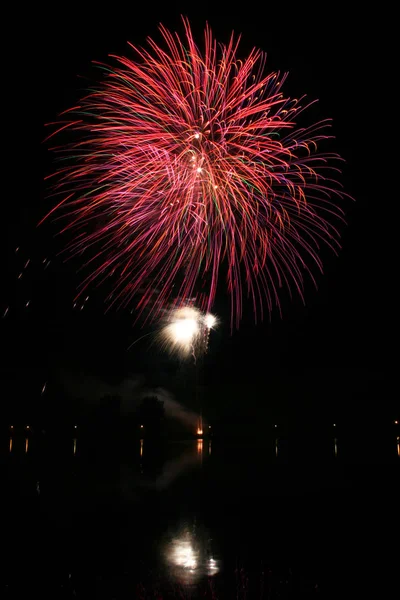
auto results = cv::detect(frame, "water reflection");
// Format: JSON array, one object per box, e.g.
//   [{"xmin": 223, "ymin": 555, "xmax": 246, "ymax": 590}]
[
  {"xmin": 9, "ymin": 437, "xmax": 12, "ymax": 452},
  {"xmin": 275, "ymin": 438, "xmax": 278, "ymax": 457},
  {"xmin": 149, "ymin": 442, "xmax": 204, "ymax": 491},
  {"xmin": 73, "ymin": 438, "xmax": 77, "ymax": 456},
  {"xmin": 165, "ymin": 519, "xmax": 220, "ymax": 584},
  {"xmin": 25, "ymin": 438, "xmax": 29, "ymax": 453},
  {"xmin": 334, "ymin": 437, "xmax": 338, "ymax": 457},
  {"xmin": 208, "ymin": 440, "xmax": 212, "ymax": 455},
  {"xmin": 397, "ymin": 436, "xmax": 399, "ymax": 457},
  {"xmin": 139, "ymin": 438, "xmax": 144, "ymax": 474},
  {"xmin": 120, "ymin": 441, "xmax": 207, "ymax": 503},
  {"xmin": 197, "ymin": 438, "xmax": 203, "ymax": 456}
]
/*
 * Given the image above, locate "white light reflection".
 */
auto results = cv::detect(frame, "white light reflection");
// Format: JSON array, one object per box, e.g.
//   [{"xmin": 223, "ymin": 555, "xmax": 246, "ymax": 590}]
[
  {"xmin": 208, "ymin": 557, "xmax": 218, "ymax": 575},
  {"xmin": 165, "ymin": 524, "xmax": 220, "ymax": 584},
  {"xmin": 73, "ymin": 438, "xmax": 77, "ymax": 456},
  {"xmin": 334, "ymin": 437, "xmax": 338, "ymax": 457},
  {"xmin": 171, "ymin": 538, "xmax": 198, "ymax": 570}
]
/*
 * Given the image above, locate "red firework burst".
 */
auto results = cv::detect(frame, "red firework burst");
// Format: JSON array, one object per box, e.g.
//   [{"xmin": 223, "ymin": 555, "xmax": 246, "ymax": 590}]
[{"xmin": 43, "ymin": 17, "xmax": 349, "ymax": 327}]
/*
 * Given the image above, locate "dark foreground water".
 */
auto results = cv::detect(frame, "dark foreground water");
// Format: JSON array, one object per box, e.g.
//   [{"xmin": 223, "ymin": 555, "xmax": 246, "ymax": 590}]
[{"xmin": 2, "ymin": 427, "xmax": 400, "ymax": 598}]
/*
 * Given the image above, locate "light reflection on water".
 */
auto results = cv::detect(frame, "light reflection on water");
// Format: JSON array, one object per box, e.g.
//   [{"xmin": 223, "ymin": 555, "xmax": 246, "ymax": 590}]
[
  {"xmin": 5, "ymin": 433, "xmax": 400, "ymax": 463},
  {"xmin": 3, "ymin": 431, "xmax": 399, "ymax": 593},
  {"xmin": 165, "ymin": 519, "xmax": 220, "ymax": 584},
  {"xmin": 197, "ymin": 438, "xmax": 203, "ymax": 463}
]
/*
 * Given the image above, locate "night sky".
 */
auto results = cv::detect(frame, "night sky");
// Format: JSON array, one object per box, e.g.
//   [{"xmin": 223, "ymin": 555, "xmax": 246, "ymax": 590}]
[{"xmin": 1, "ymin": 3, "xmax": 393, "ymax": 424}]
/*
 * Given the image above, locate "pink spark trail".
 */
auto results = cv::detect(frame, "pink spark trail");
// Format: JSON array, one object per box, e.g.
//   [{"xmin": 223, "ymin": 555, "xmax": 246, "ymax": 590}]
[{"xmin": 44, "ymin": 17, "xmax": 349, "ymax": 328}]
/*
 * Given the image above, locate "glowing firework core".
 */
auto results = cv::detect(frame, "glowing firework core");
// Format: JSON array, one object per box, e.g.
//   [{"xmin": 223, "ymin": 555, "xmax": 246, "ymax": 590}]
[
  {"xmin": 170, "ymin": 316, "xmax": 199, "ymax": 343},
  {"xmin": 160, "ymin": 306, "xmax": 217, "ymax": 358},
  {"xmin": 162, "ymin": 307, "xmax": 201, "ymax": 355},
  {"xmin": 204, "ymin": 313, "xmax": 217, "ymax": 329}
]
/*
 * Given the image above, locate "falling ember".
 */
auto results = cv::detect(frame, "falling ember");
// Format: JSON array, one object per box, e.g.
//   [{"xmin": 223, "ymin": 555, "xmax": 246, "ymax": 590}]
[
  {"xmin": 41, "ymin": 382, "xmax": 47, "ymax": 395},
  {"xmin": 2, "ymin": 307, "xmax": 9, "ymax": 318},
  {"xmin": 25, "ymin": 300, "xmax": 30, "ymax": 308}
]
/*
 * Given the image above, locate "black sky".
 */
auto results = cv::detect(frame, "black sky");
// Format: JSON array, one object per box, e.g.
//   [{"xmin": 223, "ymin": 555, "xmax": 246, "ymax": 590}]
[{"xmin": 1, "ymin": 2, "xmax": 394, "ymax": 418}]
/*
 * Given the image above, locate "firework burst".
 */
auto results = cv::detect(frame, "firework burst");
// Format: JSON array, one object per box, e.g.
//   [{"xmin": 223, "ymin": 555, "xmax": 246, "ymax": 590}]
[
  {"xmin": 44, "ymin": 17, "xmax": 349, "ymax": 327},
  {"xmin": 158, "ymin": 305, "xmax": 217, "ymax": 360}
]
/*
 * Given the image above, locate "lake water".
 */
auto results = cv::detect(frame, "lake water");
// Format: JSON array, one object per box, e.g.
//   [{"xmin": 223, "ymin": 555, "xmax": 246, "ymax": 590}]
[{"xmin": 3, "ymin": 428, "xmax": 399, "ymax": 598}]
